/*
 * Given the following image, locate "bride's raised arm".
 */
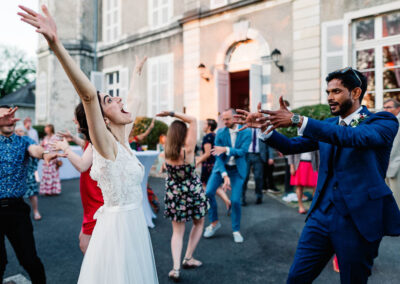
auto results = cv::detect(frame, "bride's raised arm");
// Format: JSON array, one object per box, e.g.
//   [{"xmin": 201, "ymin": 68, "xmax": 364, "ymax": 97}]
[
  {"xmin": 18, "ymin": 4, "xmax": 116, "ymax": 159},
  {"xmin": 125, "ymin": 56, "xmax": 148, "ymax": 140}
]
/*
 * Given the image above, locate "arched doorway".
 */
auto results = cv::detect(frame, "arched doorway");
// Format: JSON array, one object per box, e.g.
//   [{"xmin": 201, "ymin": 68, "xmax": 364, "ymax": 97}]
[{"xmin": 214, "ymin": 28, "xmax": 271, "ymax": 125}]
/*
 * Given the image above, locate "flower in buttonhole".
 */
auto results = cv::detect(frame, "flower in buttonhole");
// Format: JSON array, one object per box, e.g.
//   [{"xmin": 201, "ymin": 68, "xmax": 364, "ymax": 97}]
[{"xmin": 350, "ymin": 113, "xmax": 368, "ymax": 128}]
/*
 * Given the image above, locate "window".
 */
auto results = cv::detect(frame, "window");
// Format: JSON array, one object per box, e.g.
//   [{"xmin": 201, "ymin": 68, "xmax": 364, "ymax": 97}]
[
  {"xmin": 210, "ymin": 0, "xmax": 228, "ymax": 9},
  {"xmin": 103, "ymin": 0, "xmax": 120, "ymax": 43},
  {"xmin": 149, "ymin": 0, "xmax": 173, "ymax": 28},
  {"xmin": 352, "ymin": 10, "xmax": 400, "ymax": 109},
  {"xmin": 147, "ymin": 54, "xmax": 174, "ymax": 118},
  {"xmin": 105, "ymin": 71, "xmax": 120, "ymax": 97}
]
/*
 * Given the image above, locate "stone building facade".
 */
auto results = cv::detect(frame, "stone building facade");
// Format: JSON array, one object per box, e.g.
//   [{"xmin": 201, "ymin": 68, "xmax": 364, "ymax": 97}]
[{"xmin": 35, "ymin": 0, "xmax": 400, "ymax": 131}]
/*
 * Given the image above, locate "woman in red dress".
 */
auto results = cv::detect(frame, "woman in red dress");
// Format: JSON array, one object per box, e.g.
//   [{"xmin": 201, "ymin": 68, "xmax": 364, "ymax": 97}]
[
  {"xmin": 53, "ymin": 103, "xmax": 104, "ymax": 253},
  {"xmin": 288, "ymin": 151, "xmax": 319, "ymax": 214}
]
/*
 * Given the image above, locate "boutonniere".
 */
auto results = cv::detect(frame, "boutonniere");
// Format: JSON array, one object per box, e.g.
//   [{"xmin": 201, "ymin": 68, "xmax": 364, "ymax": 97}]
[{"xmin": 350, "ymin": 113, "xmax": 368, "ymax": 127}]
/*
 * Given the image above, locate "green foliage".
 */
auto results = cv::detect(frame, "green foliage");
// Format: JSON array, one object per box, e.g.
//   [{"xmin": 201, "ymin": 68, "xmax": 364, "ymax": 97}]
[
  {"xmin": 132, "ymin": 117, "xmax": 168, "ymax": 150},
  {"xmin": 32, "ymin": 125, "xmax": 45, "ymax": 140},
  {"xmin": 278, "ymin": 104, "xmax": 333, "ymax": 138},
  {"xmin": 0, "ymin": 45, "xmax": 36, "ymax": 97}
]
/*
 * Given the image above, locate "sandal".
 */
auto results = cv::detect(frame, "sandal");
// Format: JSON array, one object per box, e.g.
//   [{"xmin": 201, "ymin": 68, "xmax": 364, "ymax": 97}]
[
  {"xmin": 182, "ymin": 257, "xmax": 202, "ymax": 269},
  {"xmin": 168, "ymin": 269, "xmax": 180, "ymax": 282}
]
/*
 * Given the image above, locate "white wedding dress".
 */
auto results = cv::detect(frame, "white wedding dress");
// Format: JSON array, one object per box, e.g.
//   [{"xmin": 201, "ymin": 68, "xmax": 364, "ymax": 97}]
[{"xmin": 77, "ymin": 142, "xmax": 158, "ymax": 284}]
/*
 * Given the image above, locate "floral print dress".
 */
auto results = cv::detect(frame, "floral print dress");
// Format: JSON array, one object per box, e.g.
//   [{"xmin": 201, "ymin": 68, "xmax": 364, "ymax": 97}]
[
  {"xmin": 164, "ymin": 160, "xmax": 209, "ymax": 222},
  {"xmin": 39, "ymin": 135, "xmax": 61, "ymax": 195}
]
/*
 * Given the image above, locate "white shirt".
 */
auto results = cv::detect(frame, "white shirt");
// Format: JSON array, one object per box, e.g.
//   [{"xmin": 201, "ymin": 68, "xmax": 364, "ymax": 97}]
[
  {"xmin": 26, "ymin": 127, "xmax": 39, "ymax": 144},
  {"xmin": 248, "ymin": 128, "xmax": 260, "ymax": 153},
  {"xmin": 221, "ymin": 125, "xmax": 238, "ymax": 177},
  {"xmin": 259, "ymin": 106, "xmax": 363, "ymax": 141}
]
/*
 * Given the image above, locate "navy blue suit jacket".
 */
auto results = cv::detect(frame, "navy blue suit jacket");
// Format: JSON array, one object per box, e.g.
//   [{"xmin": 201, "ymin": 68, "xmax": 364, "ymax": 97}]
[
  {"xmin": 212, "ymin": 126, "xmax": 252, "ymax": 180},
  {"xmin": 263, "ymin": 106, "xmax": 400, "ymax": 242}
]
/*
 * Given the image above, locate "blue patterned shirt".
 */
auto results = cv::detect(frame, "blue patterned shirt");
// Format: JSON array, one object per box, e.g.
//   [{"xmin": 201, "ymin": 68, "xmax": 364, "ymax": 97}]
[{"xmin": 0, "ymin": 133, "xmax": 34, "ymax": 198}]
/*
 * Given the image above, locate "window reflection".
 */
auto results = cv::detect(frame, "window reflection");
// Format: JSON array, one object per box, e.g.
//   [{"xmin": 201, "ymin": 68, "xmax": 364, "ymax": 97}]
[
  {"xmin": 357, "ymin": 49, "xmax": 375, "ymax": 70},
  {"xmin": 362, "ymin": 93, "xmax": 375, "ymax": 109},
  {"xmin": 355, "ymin": 18, "xmax": 374, "ymax": 41},
  {"xmin": 383, "ymin": 44, "xmax": 400, "ymax": 90},
  {"xmin": 383, "ymin": 12, "xmax": 400, "ymax": 37}
]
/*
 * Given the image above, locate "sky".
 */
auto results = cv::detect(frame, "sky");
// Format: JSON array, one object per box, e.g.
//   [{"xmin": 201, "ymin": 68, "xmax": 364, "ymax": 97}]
[{"xmin": 1, "ymin": 0, "xmax": 39, "ymax": 59}]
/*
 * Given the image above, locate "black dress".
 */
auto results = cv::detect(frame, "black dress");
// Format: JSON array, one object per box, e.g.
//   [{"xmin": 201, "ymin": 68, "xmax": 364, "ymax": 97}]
[{"xmin": 200, "ymin": 132, "xmax": 216, "ymax": 184}]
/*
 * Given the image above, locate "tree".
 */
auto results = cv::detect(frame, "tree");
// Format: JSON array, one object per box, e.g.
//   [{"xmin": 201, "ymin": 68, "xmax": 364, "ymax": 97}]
[{"xmin": 0, "ymin": 45, "xmax": 36, "ymax": 98}]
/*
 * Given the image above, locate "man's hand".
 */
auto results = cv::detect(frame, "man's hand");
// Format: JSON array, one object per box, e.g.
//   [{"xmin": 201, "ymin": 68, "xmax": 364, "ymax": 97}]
[
  {"xmin": 259, "ymin": 96, "xmax": 296, "ymax": 134},
  {"xmin": 223, "ymin": 176, "xmax": 231, "ymax": 191},
  {"xmin": 234, "ymin": 103, "xmax": 267, "ymax": 132},
  {"xmin": 268, "ymin": 158, "xmax": 274, "ymax": 165},
  {"xmin": 211, "ymin": 146, "xmax": 227, "ymax": 156},
  {"xmin": 0, "ymin": 107, "xmax": 19, "ymax": 126}
]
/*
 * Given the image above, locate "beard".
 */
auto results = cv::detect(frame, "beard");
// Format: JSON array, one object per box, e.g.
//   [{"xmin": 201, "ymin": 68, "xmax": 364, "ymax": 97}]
[{"xmin": 331, "ymin": 98, "xmax": 353, "ymax": 116}]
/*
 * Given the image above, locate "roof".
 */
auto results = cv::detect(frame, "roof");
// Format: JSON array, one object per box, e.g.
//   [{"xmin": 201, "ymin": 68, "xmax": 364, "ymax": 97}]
[{"xmin": 0, "ymin": 80, "xmax": 35, "ymax": 108}]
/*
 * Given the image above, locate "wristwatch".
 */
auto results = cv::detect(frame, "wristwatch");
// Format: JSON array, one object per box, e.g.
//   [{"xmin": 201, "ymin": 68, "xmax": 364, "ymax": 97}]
[{"xmin": 290, "ymin": 113, "xmax": 301, "ymax": 126}]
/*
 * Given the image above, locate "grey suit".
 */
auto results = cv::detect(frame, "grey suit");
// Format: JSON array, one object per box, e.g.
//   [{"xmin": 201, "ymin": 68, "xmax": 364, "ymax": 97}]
[{"xmin": 386, "ymin": 114, "xmax": 400, "ymax": 207}]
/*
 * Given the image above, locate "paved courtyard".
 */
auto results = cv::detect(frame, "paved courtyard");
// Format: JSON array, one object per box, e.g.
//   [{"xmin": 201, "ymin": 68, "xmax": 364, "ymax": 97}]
[{"xmin": 3, "ymin": 178, "xmax": 400, "ymax": 283}]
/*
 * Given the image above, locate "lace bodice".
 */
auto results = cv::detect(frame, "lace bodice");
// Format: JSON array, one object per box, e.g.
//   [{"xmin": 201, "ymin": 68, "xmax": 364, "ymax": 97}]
[{"xmin": 90, "ymin": 142, "xmax": 144, "ymax": 207}]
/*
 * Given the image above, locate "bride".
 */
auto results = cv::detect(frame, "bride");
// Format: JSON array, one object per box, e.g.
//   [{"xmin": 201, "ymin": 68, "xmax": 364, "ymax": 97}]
[{"xmin": 18, "ymin": 4, "xmax": 158, "ymax": 283}]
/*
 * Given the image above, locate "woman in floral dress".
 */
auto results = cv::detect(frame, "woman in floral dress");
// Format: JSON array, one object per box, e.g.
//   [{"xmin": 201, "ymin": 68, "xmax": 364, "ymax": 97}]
[
  {"xmin": 157, "ymin": 111, "xmax": 209, "ymax": 282},
  {"xmin": 40, "ymin": 124, "xmax": 61, "ymax": 195}
]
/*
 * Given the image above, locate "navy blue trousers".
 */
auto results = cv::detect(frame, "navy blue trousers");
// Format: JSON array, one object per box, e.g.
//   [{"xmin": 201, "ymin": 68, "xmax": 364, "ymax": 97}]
[{"xmin": 287, "ymin": 204, "xmax": 381, "ymax": 284}]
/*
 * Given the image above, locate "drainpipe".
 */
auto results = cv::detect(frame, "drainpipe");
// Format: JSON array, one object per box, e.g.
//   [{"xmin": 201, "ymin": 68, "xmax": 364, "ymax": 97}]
[{"xmin": 93, "ymin": 0, "xmax": 98, "ymax": 71}]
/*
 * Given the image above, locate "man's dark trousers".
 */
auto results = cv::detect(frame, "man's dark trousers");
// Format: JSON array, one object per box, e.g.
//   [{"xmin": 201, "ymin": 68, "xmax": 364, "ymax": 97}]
[
  {"xmin": 243, "ymin": 153, "xmax": 264, "ymax": 201},
  {"xmin": 0, "ymin": 199, "xmax": 46, "ymax": 284}
]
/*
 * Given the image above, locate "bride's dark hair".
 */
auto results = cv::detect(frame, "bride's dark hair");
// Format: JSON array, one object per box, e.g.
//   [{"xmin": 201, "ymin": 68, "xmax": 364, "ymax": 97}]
[{"xmin": 75, "ymin": 93, "xmax": 105, "ymax": 143}]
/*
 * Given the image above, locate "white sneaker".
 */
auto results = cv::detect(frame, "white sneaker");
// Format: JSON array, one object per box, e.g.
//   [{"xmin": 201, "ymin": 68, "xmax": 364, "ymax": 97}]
[
  {"xmin": 233, "ymin": 231, "xmax": 244, "ymax": 243},
  {"xmin": 203, "ymin": 222, "xmax": 221, "ymax": 238}
]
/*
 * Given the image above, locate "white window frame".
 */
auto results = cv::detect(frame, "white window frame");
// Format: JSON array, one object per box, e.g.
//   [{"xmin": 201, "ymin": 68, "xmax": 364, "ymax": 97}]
[
  {"xmin": 103, "ymin": 66, "xmax": 122, "ymax": 97},
  {"xmin": 147, "ymin": 54, "xmax": 174, "ymax": 120},
  {"xmin": 102, "ymin": 0, "xmax": 121, "ymax": 43},
  {"xmin": 210, "ymin": 0, "xmax": 228, "ymax": 10},
  {"xmin": 343, "ymin": 1, "xmax": 400, "ymax": 110},
  {"xmin": 148, "ymin": 0, "xmax": 173, "ymax": 29}
]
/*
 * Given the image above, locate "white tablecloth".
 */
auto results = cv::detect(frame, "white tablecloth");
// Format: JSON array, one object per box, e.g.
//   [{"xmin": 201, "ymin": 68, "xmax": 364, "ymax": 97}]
[
  {"xmin": 38, "ymin": 146, "xmax": 83, "ymax": 180},
  {"xmin": 38, "ymin": 147, "xmax": 159, "ymax": 228},
  {"xmin": 135, "ymin": 150, "xmax": 160, "ymax": 228}
]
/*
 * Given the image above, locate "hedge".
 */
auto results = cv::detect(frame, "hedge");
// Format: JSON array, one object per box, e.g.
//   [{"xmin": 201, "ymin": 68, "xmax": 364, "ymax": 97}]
[
  {"xmin": 278, "ymin": 104, "xmax": 333, "ymax": 138},
  {"xmin": 131, "ymin": 117, "xmax": 168, "ymax": 150}
]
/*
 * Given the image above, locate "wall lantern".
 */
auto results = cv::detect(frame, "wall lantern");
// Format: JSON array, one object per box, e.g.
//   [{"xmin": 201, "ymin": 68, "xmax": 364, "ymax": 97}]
[{"xmin": 262, "ymin": 49, "xmax": 285, "ymax": 72}]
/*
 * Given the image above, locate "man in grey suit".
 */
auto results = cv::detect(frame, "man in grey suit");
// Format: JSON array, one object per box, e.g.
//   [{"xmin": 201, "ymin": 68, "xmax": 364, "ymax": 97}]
[{"xmin": 384, "ymin": 98, "xmax": 400, "ymax": 207}]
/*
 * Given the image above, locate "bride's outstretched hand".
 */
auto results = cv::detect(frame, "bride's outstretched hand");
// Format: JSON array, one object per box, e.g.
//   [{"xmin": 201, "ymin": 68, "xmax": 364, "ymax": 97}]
[
  {"xmin": 18, "ymin": 4, "xmax": 57, "ymax": 44},
  {"xmin": 135, "ymin": 55, "xmax": 148, "ymax": 75},
  {"xmin": 234, "ymin": 102, "xmax": 269, "ymax": 132}
]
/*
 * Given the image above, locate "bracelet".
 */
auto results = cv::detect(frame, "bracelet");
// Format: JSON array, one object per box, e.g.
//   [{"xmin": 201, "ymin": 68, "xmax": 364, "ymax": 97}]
[{"xmin": 169, "ymin": 111, "xmax": 175, "ymax": 117}]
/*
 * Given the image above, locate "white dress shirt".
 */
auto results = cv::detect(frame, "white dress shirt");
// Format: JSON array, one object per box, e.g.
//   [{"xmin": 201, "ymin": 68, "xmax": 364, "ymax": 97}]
[{"xmin": 259, "ymin": 106, "xmax": 363, "ymax": 141}]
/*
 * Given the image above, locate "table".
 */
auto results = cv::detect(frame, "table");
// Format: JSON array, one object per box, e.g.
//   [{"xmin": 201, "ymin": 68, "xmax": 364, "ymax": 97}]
[
  {"xmin": 135, "ymin": 150, "xmax": 160, "ymax": 228},
  {"xmin": 38, "ymin": 146, "xmax": 83, "ymax": 180}
]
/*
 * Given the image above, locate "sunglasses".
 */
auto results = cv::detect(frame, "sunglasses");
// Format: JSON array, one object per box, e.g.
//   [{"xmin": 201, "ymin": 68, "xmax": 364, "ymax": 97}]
[{"xmin": 337, "ymin": 67, "xmax": 362, "ymax": 87}]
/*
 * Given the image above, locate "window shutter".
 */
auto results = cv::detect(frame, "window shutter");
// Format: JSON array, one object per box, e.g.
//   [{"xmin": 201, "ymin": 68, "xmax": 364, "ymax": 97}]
[
  {"xmin": 119, "ymin": 68, "xmax": 129, "ymax": 102},
  {"xmin": 90, "ymin": 71, "xmax": 105, "ymax": 93},
  {"xmin": 321, "ymin": 20, "xmax": 344, "ymax": 101},
  {"xmin": 214, "ymin": 69, "xmax": 230, "ymax": 127},
  {"xmin": 250, "ymin": 64, "xmax": 262, "ymax": 112}
]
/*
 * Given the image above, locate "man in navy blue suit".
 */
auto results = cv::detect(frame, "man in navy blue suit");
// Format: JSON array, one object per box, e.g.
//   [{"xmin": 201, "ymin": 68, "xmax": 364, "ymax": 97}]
[
  {"xmin": 234, "ymin": 68, "xmax": 400, "ymax": 283},
  {"xmin": 203, "ymin": 108, "xmax": 251, "ymax": 243}
]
